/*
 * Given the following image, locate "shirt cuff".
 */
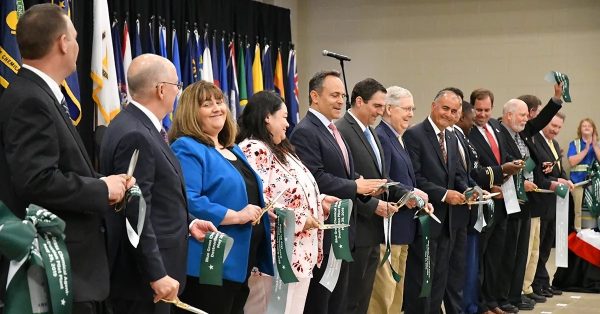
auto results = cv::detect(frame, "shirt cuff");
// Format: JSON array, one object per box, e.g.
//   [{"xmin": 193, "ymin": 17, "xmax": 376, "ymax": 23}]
[{"xmin": 441, "ymin": 190, "xmax": 448, "ymax": 203}]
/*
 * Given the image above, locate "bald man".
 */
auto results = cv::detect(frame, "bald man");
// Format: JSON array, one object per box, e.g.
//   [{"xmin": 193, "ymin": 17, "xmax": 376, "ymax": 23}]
[{"xmin": 99, "ymin": 54, "xmax": 216, "ymax": 314}]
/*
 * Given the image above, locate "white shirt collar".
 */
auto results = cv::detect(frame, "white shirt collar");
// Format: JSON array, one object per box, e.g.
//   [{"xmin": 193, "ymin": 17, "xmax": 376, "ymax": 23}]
[
  {"xmin": 381, "ymin": 120, "xmax": 401, "ymax": 138},
  {"xmin": 129, "ymin": 100, "xmax": 162, "ymax": 132},
  {"xmin": 427, "ymin": 116, "xmax": 444, "ymax": 135},
  {"xmin": 348, "ymin": 109, "xmax": 368, "ymax": 132},
  {"xmin": 22, "ymin": 64, "xmax": 63, "ymax": 104},
  {"xmin": 454, "ymin": 126, "xmax": 465, "ymax": 136},
  {"xmin": 540, "ymin": 130, "xmax": 553, "ymax": 143},
  {"xmin": 308, "ymin": 107, "xmax": 333, "ymax": 130}
]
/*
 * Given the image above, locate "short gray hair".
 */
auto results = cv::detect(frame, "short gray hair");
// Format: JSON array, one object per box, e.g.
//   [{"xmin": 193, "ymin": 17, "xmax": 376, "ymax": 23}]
[
  {"xmin": 385, "ymin": 86, "xmax": 413, "ymax": 106},
  {"xmin": 502, "ymin": 99, "xmax": 527, "ymax": 115}
]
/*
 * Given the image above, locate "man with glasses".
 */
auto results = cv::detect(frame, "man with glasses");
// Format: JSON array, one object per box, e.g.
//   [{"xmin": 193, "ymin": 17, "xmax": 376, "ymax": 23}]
[{"xmin": 99, "ymin": 54, "xmax": 216, "ymax": 314}]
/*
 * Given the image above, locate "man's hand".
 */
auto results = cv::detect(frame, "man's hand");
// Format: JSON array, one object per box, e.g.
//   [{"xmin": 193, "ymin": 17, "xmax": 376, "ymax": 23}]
[
  {"xmin": 103, "ymin": 175, "xmax": 128, "ymax": 205},
  {"xmin": 303, "ymin": 216, "xmax": 320, "ymax": 231},
  {"xmin": 524, "ymin": 180, "xmax": 538, "ymax": 192},
  {"xmin": 501, "ymin": 161, "xmax": 524, "ymax": 176},
  {"xmin": 558, "ymin": 178, "xmax": 575, "ymax": 191},
  {"xmin": 375, "ymin": 200, "xmax": 398, "ymax": 218},
  {"xmin": 490, "ymin": 186, "xmax": 503, "ymax": 199},
  {"xmin": 189, "ymin": 219, "xmax": 218, "ymax": 242},
  {"xmin": 553, "ymin": 82, "xmax": 563, "ymax": 100},
  {"xmin": 445, "ymin": 190, "xmax": 466, "ymax": 205},
  {"xmin": 423, "ymin": 203, "xmax": 435, "ymax": 214},
  {"xmin": 355, "ymin": 176, "xmax": 387, "ymax": 196},
  {"xmin": 150, "ymin": 275, "xmax": 179, "ymax": 303},
  {"xmin": 321, "ymin": 195, "xmax": 340, "ymax": 218},
  {"xmin": 413, "ymin": 188, "xmax": 429, "ymax": 204}
]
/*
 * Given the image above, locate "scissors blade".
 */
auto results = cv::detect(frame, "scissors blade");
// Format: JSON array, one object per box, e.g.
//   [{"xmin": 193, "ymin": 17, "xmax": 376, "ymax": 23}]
[
  {"xmin": 429, "ymin": 212, "xmax": 442, "ymax": 224},
  {"xmin": 482, "ymin": 192, "xmax": 500, "ymax": 199},
  {"xmin": 126, "ymin": 149, "xmax": 139, "ymax": 177},
  {"xmin": 319, "ymin": 223, "xmax": 350, "ymax": 230},
  {"xmin": 162, "ymin": 298, "xmax": 208, "ymax": 314}
]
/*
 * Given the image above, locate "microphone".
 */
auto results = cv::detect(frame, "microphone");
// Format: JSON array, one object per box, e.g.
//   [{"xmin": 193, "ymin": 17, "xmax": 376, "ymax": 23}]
[{"xmin": 322, "ymin": 50, "xmax": 351, "ymax": 62}]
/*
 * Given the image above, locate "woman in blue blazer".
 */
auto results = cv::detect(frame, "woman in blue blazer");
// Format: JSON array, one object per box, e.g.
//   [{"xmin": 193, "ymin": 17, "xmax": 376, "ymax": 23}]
[{"xmin": 170, "ymin": 81, "xmax": 273, "ymax": 314}]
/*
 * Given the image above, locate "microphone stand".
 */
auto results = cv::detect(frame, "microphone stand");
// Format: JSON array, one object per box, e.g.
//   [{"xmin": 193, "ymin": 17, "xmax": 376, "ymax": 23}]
[{"xmin": 339, "ymin": 59, "xmax": 351, "ymax": 110}]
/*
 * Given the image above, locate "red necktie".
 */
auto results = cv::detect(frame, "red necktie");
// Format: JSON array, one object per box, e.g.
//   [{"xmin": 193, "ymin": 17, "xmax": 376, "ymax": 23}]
[
  {"xmin": 483, "ymin": 125, "xmax": 501, "ymax": 164},
  {"xmin": 328, "ymin": 123, "xmax": 350, "ymax": 173}
]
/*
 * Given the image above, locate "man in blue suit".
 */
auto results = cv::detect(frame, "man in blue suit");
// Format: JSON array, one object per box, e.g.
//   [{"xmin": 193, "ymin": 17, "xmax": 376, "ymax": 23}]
[
  {"xmin": 289, "ymin": 70, "xmax": 385, "ymax": 314},
  {"xmin": 369, "ymin": 86, "xmax": 428, "ymax": 313}
]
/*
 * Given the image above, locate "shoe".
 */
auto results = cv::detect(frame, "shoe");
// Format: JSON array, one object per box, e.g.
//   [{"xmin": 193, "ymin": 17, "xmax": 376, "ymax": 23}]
[
  {"xmin": 490, "ymin": 307, "xmax": 508, "ymax": 314},
  {"xmin": 548, "ymin": 286, "xmax": 563, "ymax": 295},
  {"xmin": 521, "ymin": 295, "xmax": 536, "ymax": 305},
  {"xmin": 537, "ymin": 289, "xmax": 553, "ymax": 298},
  {"xmin": 499, "ymin": 304, "xmax": 519, "ymax": 313},
  {"xmin": 512, "ymin": 302, "xmax": 534, "ymax": 311},
  {"xmin": 525, "ymin": 292, "xmax": 546, "ymax": 303}
]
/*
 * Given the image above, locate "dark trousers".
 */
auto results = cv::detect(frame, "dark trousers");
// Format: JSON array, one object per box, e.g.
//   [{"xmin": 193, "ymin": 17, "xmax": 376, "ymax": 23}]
[
  {"xmin": 111, "ymin": 298, "xmax": 170, "ymax": 314},
  {"xmin": 404, "ymin": 232, "xmax": 451, "ymax": 314},
  {"xmin": 533, "ymin": 218, "xmax": 555, "ymax": 292},
  {"xmin": 304, "ymin": 255, "xmax": 351, "ymax": 314},
  {"xmin": 497, "ymin": 217, "xmax": 531, "ymax": 306},
  {"xmin": 73, "ymin": 301, "xmax": 111, "ymax": 314},
  {"xmin": 479, "ymin": 207, "xmax": 507, "ymax": 311},
  {"xmin": 444, "ymin": 227, "xmax": 467, "ymax": 314},
  {"xmin": 177, "ymin": 276, "xmax": 246, "ymax": 314},
  {"xmin": 462, "ymin": 232, "xmax": 480, "ymax": 314},
  {"xmin": 346, "ymin": 245, "xmax": 380, "ymax": 314}
]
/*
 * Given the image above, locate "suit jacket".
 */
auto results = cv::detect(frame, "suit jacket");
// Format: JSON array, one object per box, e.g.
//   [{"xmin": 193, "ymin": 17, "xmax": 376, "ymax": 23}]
[
  {"xmin": 451, "ymin": 128, "xmax": 474, "ymax": 229},
  {"xmin": 531, "ymin": 133, "xmax": 567, "ymax": 220},
  {"xmin": 375, "ymin": 122, "xmax": 417, "ymax": 245},
  {"xmin": 0, "ymin": 68, "xmax": 109, "ymax": 301},
  {"xmin": 171, "ymin": 137, "xmax": 274, "ymax": 283},
  {"xmin": 403, "ymin": 118, "xmax": 468, "ymax": 238},
  {"xmin": 336, "ymin": 113, "xmax": 408, "ymax": 248},
  {"xmin": 99, "ymin": 104, "xmax": 190, "ymax": 300},
  {"xmin": 289, "ymin": 111, "xmax": 360, "ymax": 251}
]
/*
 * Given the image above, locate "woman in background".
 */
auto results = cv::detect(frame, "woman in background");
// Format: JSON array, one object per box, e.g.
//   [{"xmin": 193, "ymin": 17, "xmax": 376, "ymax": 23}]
[
  {"xmin": 567, "ymin": 118, "xmax": 600, "ymax": 230},
  {"xmin": 170, "ymin": 81, "xmax": 273, "ymax": 314},
  {"xmin": 237, "ymin": 91, "xmax": 338, "ymax": 314}
]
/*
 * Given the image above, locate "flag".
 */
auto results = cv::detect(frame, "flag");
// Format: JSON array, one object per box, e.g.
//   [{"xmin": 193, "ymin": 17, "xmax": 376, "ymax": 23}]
[
  {"xmin": 219, "ymin": 36, "xmax": 228, "ymax": 101},
  {"xmin": 132, "ymin": 19, "xmax": 142, "ymax": 58},
  {"xmin": 237, "ymin": 41, "xmax": 248, "ymax": 106},
  {"xmin": 262, "ymin": 44, "xmax": 274, "ymax": 91},
  {"xmin": 202, "ymin": 33, "xmax": 214, "ymax": 83},
  {"xmin": 195, "ymin": 28, "xmax": 202, "ymax": 81},
  {"xmin": 226, "ymin": 40, "xmax": 239, "ymax": 118},
  {"xmin": 245, "ymin": 43, "xmax": 254, "ymax": 97},
  {"xmin": 163, "ymin": 27, "xmax": 181, "ymax": 131},
  {"xmin": 112, "ymin": 19, "xmax": 127, "ymax": 109},
  {"xmin": 274, "ymin": 48, "xmax": 285, "ymax": 100},
  {"xmin": 122, "ymin": 20, "xmax": 132, "ymax": 102},
  {"xmin": 54, "ymin": 0, "xmax": 82, "ymax": 124},
  {"xmin": 91, "ymin": 0, "xmax": 121, "ymax": 126},
  {"xmin": 182, "ymin": 30, "xmax": 198, "ymax": 88},
  {"xmin": 286, "ymin": 49, "xmax": 300, "ymax": 131},
  {"xmin": 252, "ymin": 43, "xmax": 263, "ymax": 94},
  {"xmin": 211, "ymin": 34, "xmax": 220, "ymax": 88},
  {"xmin": 145, "ymin": 20, "xmax": 155, "ymax": 54},
  {"xmin": 158, "ymin": 23, "xmax": 167, "ymax": 58},
  {"xmin": 0, "ymin": 0, "xmax": 23, "ymax": 91}
]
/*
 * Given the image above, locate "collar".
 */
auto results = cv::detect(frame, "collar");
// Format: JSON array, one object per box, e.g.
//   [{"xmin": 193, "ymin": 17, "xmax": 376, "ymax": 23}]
[
  {"xmin": 427, "ymin": 116, "xmax": 444, "ymax": 135},
  {"xmin": 130, "ymin": 100, "xmax": 162, "ymax": 132},
  {"xmin": 381, "ymin": 120, "xmax": 402, "ymax": 138},
  {"xmin": 348, "ymin": 109, "xmax": 367, "ymax": 132},
  {"xmin": 454, "ymin": 126, "xmax": 465, "ymax": 136},
  {"xmin": 540, "ymin": 130, "xmax": 553, "ymax": 144},
  {"xmin": 22, "ymin": 64, "xmax": 63, "ymax": 103},
  {"xmin": 308, "ymin": 107, "xmax": 333, "ymax": 129},
  {"xmin": 502, "ymin": 122, "xmax": 519, "ymax": 138}
]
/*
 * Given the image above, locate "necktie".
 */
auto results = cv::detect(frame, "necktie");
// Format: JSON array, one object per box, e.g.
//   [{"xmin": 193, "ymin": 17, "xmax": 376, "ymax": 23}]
[
  {"xmin": 160, "ymin": 128, "xmax": 169, "ymax": 144},
  {"xmin": 456, "ymin": 132, "xmax": 467, "ymax": 170},
  {"xmin": 364, "ymin": 128, "xmax": 382, "ymax": 172},
  {"xmin": 60, "ymin": 98, "xmax": 72, "ymax": 123},
  {"xmin": 438, "ymin": 131, "xmax": 447, "ymax": 164},
  {"xmin": 547, "ymin": 139, "xmax": 561, "ymax": 171},
  {"xmin": 328, "ymin": 123, "xmax": 350, "ymax": 173},
  {"xmin": 398, "ymin": 136, "xmax": 405, "ymax": 149},
  {"xmin": 483, "ymin": 125, "xmax": 501, "ymax": 164}
]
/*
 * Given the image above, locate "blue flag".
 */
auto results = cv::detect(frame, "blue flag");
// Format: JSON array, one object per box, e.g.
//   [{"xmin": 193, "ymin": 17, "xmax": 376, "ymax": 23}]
[
  {"xmin": 219, "ymin": 37, "xmax": 228, "ymax": 100},
  {"xmin": 145, "ymin": 21, "xmax": 155, "ymax": 54},
  {"xmin": 211, "ymin": 34, "xmax": 220, "ymax": 87},
  {"xmin": 262, "ymin": 44, "xmax": 274, "ymax": 91},
  {"xmin": 182, "ymin": 30, "xmax": 198, "ymax": 88},
  {"xmin": 195, "ymin": 28, "xmax": 203, "ymax": 81},
  {"xmin": 158, "ymin": 24, "xmax": 167, "ymax": 58},
  {"xmin": 245, "ymin": 43, "xmax": 254, "ymax": 97},
  {"xmin": 286, "ymin": 49, "xmax": 299, "ymax": 132},
  {"xmin": 0, "ymin": 0, "xmax": 23, "ymax": 92},
  {"xmin": 133, "ymin": 19, "xmax": 143, "ymax": 58},
  {"xmin": 112, "ymin": 19, "xmax": 127, "ymax": 109},
  {"xmin": 226, "ymin": 40, "xmax": 239, "ymax": 118},
  {"xmin": 165, "ymin": 27, "xmax": 182, "ymax": 130}
]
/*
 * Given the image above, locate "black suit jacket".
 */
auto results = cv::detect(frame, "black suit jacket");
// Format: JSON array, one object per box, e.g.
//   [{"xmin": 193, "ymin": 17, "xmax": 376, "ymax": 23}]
[
  {"xmin": 404, "ymin": 118, "xmax": 468, "ymax": 238},
  {"xmin": 376, "ymin": 122, "xmax": 417, "ymax": 244},
  {"xmin": 531, "ymin": 133, "xmax": 567, "ymax": 220},
  {"xmin": 99, "ymin": 104, "xmax": 190, "ymax": 300},
  {"xmin": 0, "ymin": 68, "xmax": 109, "ymax": 302},
  {"xmin": 289, "ymin": 110, "xmax": 360, "ymax": 251},
  {"xmin": 336, "ymin": 113, "xmax": 408, "ymax": 247}
]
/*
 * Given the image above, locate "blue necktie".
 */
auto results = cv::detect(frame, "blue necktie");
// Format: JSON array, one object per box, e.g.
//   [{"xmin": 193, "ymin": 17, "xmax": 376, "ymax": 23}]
[{"xmin": 364, "ymin": 128, "xmax": 382, "ymax": 172}]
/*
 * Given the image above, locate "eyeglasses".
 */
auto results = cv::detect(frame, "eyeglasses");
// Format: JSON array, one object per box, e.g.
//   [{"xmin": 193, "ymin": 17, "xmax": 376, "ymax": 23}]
[
  {"xmin": 398, "ymin": 106, "xmax": 416, "ymax": 113},
  {"xmin": 157, "ymin": 81, "xmax": 183, "ymax": 91}
]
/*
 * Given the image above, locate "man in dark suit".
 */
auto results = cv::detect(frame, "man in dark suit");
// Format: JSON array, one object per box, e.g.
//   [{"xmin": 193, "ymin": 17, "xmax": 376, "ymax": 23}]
[
  {"xmin": 370, "ymin": 86, "xmax": 426, "ymax": 313},
  {"xmin": 336, "ymin": 79, "xmax": 414, "ymax": 314},
  {"xmin": 531, "ymin": 112, "xmax": 573, "ymax": 298},
  {"xmin": 0, "ymin": 4, "xmax": 131, "ymax": 313},
  {"xmin": 99, "ymin": 54, "xmax": 216, "ymax": 314},
  {"xmin": 289, "ymin": 71, "xmax": 386, "ymax": 314},
  {"xmin": 403, "ymin": 89, "xmax": 469, "ymax": 314}
]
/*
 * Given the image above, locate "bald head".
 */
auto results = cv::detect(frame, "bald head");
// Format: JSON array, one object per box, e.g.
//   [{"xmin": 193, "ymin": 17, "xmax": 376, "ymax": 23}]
[{"xmin": 127, "ymin": 54, "xmax": 176, "ymax": 99}]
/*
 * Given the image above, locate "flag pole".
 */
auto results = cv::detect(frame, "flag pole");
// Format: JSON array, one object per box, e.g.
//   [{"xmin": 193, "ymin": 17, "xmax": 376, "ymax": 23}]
[{"xmin": 339, "ymin": 59, "xmax": 351, "ymax": 110}]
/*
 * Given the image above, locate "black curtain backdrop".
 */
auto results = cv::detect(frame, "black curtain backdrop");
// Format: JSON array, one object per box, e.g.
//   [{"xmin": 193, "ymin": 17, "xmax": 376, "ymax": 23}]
[{"xmin": 22, "ymin": 0, "xmax": 292, "ymax": 163}]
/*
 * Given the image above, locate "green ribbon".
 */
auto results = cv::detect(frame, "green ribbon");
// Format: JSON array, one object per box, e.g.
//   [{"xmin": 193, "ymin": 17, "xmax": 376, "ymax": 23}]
[
  {"xmin": 555, "ymin": 183, "xmax": 568, "ymax": 199},
  {"xmin": 198, "ymin": 231, "xmax": 233, "ymax": 286},
  {"xmin": 0, "ymin": 202, "xmax": 72, "ymax": 314},
  {"xmin": 330, "ymin": 199, "xmax": 353, "ymax": 261},
  {"xmin": 16, "ymin": 0, "xmax": 25, "ymax": 17},
  {"xmin": 266, "ymin": 267, "xmax": 289, "ymax": 314},
  {"xmin": 584, "ymin": 162, "xmax": 600, "ymax": 217},
  {"xmin": 121, "ymin": 184, "xmax": 146, "ymax": 248},
  {"xmin": 514, "ymin": 171, "xmax": 528, "ymax": 203},
  {"xmin": 553, "ymin": 71, "xmax": 572, "ymax": 102},
  {"xmin": 417, "ymin": 214, "xmax": 431, "ymax": 298},
  {"xmin": 524, "ymin": 157, "xmax": 536, "ymax": 173},
  {"xmin": 274, "ymin": 208, "xmax": 298, "ymax": 284}
]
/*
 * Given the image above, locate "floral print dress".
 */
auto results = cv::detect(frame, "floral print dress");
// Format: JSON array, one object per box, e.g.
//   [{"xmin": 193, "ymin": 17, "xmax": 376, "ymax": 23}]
[{"xmin": 240, "ymin": 139, "xmax": 325, "ymax": 278}]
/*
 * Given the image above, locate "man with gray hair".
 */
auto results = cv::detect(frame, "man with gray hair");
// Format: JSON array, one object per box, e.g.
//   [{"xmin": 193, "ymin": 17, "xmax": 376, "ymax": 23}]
[{"xmin": 369, "ymin": 86, "xmax": 429, "ymax": 313}]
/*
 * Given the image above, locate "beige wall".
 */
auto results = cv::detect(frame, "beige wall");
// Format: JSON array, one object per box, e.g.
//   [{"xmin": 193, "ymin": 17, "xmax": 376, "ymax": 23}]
[{"xmin": 280, "ymin": 0, "xmax": 600, "ymax": 166}]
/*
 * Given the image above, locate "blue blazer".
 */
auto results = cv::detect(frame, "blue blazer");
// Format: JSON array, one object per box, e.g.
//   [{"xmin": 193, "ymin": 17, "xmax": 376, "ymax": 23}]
[
  {"xmin": 376, "ymin": 122, "xmax": 417, "ymax": 244},
  {"xmin": 171, "ymin": 137, "xmax": 273, "ymax": 283}
]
